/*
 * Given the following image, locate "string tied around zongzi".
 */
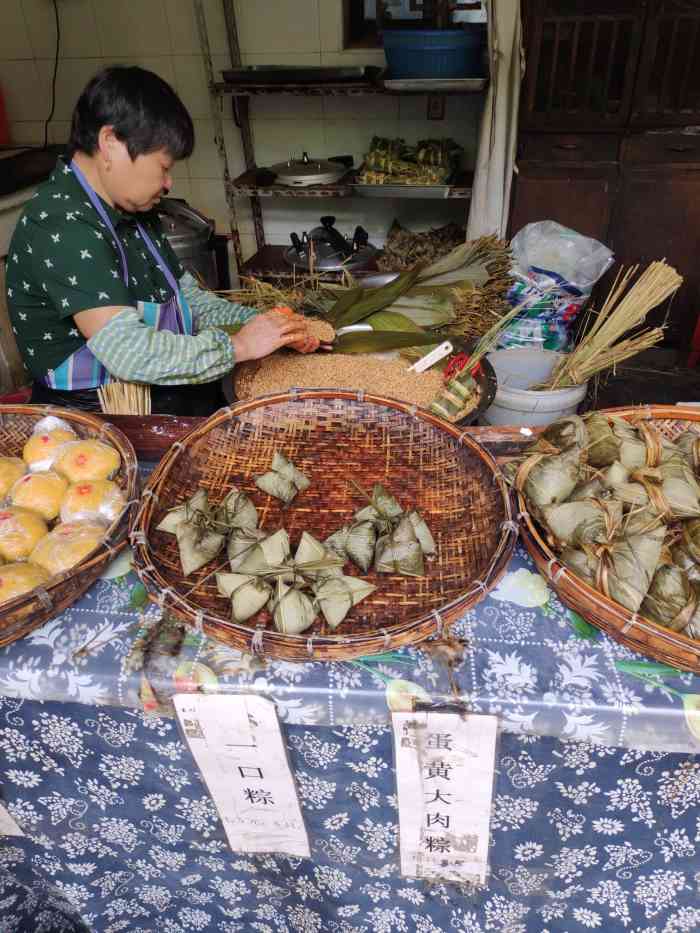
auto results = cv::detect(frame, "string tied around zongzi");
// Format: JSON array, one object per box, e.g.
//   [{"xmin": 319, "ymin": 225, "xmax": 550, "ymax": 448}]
[
  {"xmin": 630, "ymin": 467, "xmax": 672, "ymax": 518},
  {"xmin": 636, "ymin": 421, "xmax": 664, "ymax": 468}
]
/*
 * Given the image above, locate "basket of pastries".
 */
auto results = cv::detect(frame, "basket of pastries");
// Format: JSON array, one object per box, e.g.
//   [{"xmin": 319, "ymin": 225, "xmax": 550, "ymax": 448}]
[{"xmin": 0, "ymin": 405, "xmax": 138, "ymax": 644}]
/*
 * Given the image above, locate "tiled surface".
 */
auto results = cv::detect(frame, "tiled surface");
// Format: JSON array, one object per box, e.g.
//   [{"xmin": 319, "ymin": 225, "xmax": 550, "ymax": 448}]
[{"xmin": 1, "ymin": 1, "xmax": 483, "ymax": 248}]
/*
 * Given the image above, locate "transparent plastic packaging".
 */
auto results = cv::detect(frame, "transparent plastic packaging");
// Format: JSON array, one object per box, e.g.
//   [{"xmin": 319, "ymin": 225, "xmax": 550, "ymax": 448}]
[
  {"xmin": 0, "ymin": 507, "xmax": 49, "ymax": 561},
  {"xmin": 9, "ymin": 471, "xmax": 68, "ymax": 521},
  {"xmin": 60, "ymin": 480, "xmax": 127, "ymax": 525},
  {"xmin": 30, "ymin": 521, "xmax": 107, "ymax": 576},
  {"xmin": 54, "ymin": 440, "xmax": 121, "ymax": 484},
  {"xmin": 23, "ymin": 416, "xmax": 77, "ymax": 473}
]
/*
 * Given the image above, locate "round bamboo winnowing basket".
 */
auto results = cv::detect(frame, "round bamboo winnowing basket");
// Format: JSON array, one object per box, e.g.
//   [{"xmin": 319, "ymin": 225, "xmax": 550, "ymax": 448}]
[
  {"xmin": 519, "ymin": 405, "xmax": 700, "ymax": 674},
  {"xmin": 130, "ymin": 390, "xmax": 517, "ymax": 661},
  {"xmin": 0, "ymin": 405, "xmax": 139, "ymax": 646}
]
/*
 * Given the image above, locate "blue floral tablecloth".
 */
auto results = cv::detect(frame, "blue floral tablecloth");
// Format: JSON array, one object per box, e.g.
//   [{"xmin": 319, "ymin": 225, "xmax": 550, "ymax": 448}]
[
  {"xmin": 0, "ymin": 545, "xmax": 698, "ymax": 754},
  {"xmin": 1, "ymin": 545, "xmax": 699, "ymax": 931},
  {"xmin": 0, "ymin": 698, "xmax": 699, "ymax": 933}
]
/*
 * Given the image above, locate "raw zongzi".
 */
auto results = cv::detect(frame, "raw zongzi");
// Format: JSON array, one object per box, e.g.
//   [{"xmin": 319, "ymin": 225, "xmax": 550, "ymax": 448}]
[
  {"xmin": 314, "ymin": 575, "xmax": 376, "ymax": 629},
  {"xmin": 270, "ymin": 577, "xmax": 317, "ymax": 635},
  {"xmin": 156, "ymin": 489, "xmax": 208, "ymax": 534},
  {"xmin": 542, "ymin": 498, "xmax": 622, "ymax": 548},
  {"xmin": 215, "ymin": 487, "xmax": 258, "ymax": 532},
  {"xmin": 641, "ymin": 564, "xmax": 696, "ymax": 631},
  {"xmin": 237, "ymin": 528, "xmax": 291, "ymax": 575},
  {"xmin": 175, "ymin": 520, "xmax": 225, "ymax": 577},
  {"xmin": 255, "ymin": 452, "xmax": 311, "ymax": 504},
  {"xmin": 375, "ymin": 515, "xmax": 425, "ymax": 577},
  {"xmin": 512, "ymin": 446, "xmax": 582, "ymax": 509},
  {"xmin": 227, "ymin": 527, "xmax": 268, "ymax": 571},
  {"xmin": 216, "ymin": 572, "xmax": 272, "ymax": 623},
  {"xmin": 584, "ymin": 413, "xmax": 619, "ymax": 468}
]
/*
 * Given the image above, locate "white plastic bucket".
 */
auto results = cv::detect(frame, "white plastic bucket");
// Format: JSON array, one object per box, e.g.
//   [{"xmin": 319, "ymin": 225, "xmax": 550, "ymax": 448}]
[{"xmin": 481, "ymin": 349, "xmax": 588, "ymax": 427}]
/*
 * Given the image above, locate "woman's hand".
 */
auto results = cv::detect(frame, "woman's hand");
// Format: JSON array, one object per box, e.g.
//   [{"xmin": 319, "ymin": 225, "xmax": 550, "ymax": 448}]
[{"xmin": 230, "ymin": 310, "xmax": 312, "ymax": 363}]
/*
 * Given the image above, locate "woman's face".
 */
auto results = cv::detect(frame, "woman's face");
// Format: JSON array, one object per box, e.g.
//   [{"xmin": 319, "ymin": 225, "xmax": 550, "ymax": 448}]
[{"xmin": 105, "ymin": 137, "xmax": 175, "ymax": 213}]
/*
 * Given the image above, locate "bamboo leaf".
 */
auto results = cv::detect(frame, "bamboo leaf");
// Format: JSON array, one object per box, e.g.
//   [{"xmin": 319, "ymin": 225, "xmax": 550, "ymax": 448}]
[
  {"xmin": 615, "ymin": 660, "xmax": 684, "ymax": 678},
  {"xmin": 129, "ymin": 583, "xmax": 148, "ymax": 610},
  {"xmin": 325, "ymin": 287, "xmax": 364, "ymax": 326},
  {"xmin": 365, "ymin": 310, "xmax": 426, "ymax": 332},
  {"xmin": 333, "ymin": 267, "xmax": 424, "ymax": 329},
  {"xmin": 333, "ymin": 330, "xmax": 442, "ymax": 354},
  {"xmin": 567, "ymin": 610, "xmax": 601, "ymax": 640}
]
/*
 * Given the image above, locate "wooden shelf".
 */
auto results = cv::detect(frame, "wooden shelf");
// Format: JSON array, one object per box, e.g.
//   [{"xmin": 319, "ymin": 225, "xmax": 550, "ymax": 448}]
[
  {"xmin": 214, "ymin": 77, "xmax": 487, "ymax": 98},
  {"xmin": 241, "ymin": 245, "xmax": 380, "ymax": 281},
  {"xmin": 229, "ymin": 170, "xmax": 473, "ymax": 200}
]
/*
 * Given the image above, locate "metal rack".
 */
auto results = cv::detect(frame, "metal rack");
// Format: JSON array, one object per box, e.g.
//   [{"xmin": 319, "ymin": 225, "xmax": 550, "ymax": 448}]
[{"xmin": 194, "ymin": 0, "xmax": 486, "ymax": 279}]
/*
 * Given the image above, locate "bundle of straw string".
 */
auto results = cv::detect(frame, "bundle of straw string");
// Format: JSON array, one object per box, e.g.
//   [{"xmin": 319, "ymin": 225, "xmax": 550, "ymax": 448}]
[
  {"xmin": 98, "ymin": 381, "xmax": 151, "ymax": 415},
  {"xmin": 536, "ymin": 261, "xmax": 683, "ymax": 390}
]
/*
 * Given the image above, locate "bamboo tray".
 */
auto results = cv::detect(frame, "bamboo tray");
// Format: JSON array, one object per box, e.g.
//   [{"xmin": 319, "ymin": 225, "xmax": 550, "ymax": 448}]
[
  {"xmin": 130, "ymin": 390, "xmax": 516, "ymax": 661},
  {"xmin": 0, "ymin": 405, "xmax": 138, "ymax": 646},
  {"xmin": 519, "ymin": 405, "xmax": 700, "ymax": 673}
]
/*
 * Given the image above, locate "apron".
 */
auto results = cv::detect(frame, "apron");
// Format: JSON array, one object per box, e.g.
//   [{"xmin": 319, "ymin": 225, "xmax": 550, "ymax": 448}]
[{"xmin": 39, "ymin": 160, "xmax": 194, "ymax": 392}]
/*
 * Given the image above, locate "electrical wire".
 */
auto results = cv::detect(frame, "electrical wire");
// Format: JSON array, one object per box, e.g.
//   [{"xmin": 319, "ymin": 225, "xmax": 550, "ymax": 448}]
[{"xmin": 43, "ymin": 0, "xmax": 60, "ymax": 149}]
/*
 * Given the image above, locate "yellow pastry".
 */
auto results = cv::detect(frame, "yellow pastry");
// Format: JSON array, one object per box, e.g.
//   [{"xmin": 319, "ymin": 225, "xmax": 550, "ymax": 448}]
[
  {"xmin": 0, "ymin": 457, "xmax": 26, "ymax": 498},
  {"xmin": 10, "ymin": 471, "xmax": 68, "ymax": 521},
  {"xmin": 60, "ymin": 479, "xmax": 127, "ymax": 524},
  {"xmin": 0, "ymin": 562, "xmax": 51, "ymax": 605},
  {"xmin": 23, "ymin": 428, "xmax": 76, "ymax": 471},
  {"xmin": 55, "ymin": 440, "xmax": 121, "ymax": 484},
  {"xmin": 0, "ymin": 507, "xmax": 49, "ymax": 561},
  {"xmin": 30, "ymin": 521, "xmax": 106, "ymax": 575}
]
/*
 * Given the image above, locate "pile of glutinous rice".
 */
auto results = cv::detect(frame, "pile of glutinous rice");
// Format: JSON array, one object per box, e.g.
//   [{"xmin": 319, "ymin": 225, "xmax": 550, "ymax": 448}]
[
  {"xmin": 506, "ymin": 413, "xmax": 700, "ymax": 640},
  {"xmin": 235, "ymin": 353, "xmax": 444, "ymax": 410}
]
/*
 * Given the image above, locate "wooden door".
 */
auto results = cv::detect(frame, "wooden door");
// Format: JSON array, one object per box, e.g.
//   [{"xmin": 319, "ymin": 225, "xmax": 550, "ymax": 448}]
[
  {"xmin": 522, "ymin": 0, "xmax": 648, "ymax": 131},
  {"xmin": 610, "ymin": 161, "xmax": 700, "ymax": 347}
]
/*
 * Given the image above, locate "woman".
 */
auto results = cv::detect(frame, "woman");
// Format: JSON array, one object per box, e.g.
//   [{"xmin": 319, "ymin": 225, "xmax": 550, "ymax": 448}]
[{"xmin": 6, "ymin": 66, "xmax": 315, "ymax": 415}]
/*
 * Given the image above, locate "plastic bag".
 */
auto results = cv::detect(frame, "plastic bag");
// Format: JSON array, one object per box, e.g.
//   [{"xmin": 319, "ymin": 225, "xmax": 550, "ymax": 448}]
[
  {"xmin": 30, "ymin": 521, "xmax": 107, "ymax": 576},
  {"xmin": 499, "ymin": 221, "xmax": 614, "ymax": 352},
  {"xmin": 23, "ymin": 416, "xmax": 77, "ymax": 473},
  {"xmin": 60, "ymin": 480, "xmax": 127, "ymax": 525}
]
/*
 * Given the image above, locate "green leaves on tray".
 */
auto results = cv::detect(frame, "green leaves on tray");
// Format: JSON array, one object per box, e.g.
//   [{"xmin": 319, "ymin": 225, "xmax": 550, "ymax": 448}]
[
  {"xmin": 333, "ymin": 330, "xmax": 442, "ymax": 354},
  {"xmin": 326, "ymin": 266, "xmax": 424, "ymax": 329}
]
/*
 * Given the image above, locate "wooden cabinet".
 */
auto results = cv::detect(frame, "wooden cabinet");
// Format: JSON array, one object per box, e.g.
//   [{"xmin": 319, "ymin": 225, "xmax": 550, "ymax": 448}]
[
  {"xmin": 514, "ymin": 0, "xmax": 700, "ymax": 348},
  {"xmin": 609, "ymin": 162, "xmax": 700, "ymax": 347},
  {"xmin": 509, "ymin": 162, "xmax": 617, "ymax": 242}
]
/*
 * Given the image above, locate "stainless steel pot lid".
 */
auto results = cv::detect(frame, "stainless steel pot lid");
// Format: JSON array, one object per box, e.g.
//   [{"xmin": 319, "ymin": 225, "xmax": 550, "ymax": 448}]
[{"xmin": 270, "ymin": 152, "xmax": 346, "ymax": 187}]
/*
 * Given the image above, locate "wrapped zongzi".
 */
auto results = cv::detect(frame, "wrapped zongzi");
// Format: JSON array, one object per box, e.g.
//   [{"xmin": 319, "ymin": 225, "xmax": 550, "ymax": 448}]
[
  {"xmin": 216, "ymin": 572, "xmax": 272, "ymax": 622},
  {"xmin": 676, "ymin": 430, "xmax": 700, "ymax": 474},
  {"xmin": 156, "ymin": 489, "xmax": 208, "ymax": 534},
  {"xmin": 542, "ymin": 498, "xmax": 622, "ymax": 548},
  {"xmin": 215, "ymin": 487, "xmax": 258, "ymax": 532},
  {"xmin": 324, "ymin": 522, "xmax": 377, "ymax": 573},
  {"xmin": 313, "ymin": 576, "xmax": 376, "ymax": 629},
  {"xmin": 641, "ymin": 564, "xmax": 697, "ymax": 632},
  {"xmin": 513, "ymin": 446, "xmax": 582, "ymax": 509},
  {"xmin": 375, "ymin": 515, "xmax": 425, "ymax": 576},
  {"xmin": 227, "ymin": 527, "xmax": 268, "ymax": 571},
  {"xmin": 584, "ymin": 413, "xmax": 619, "ymax": 468},
  {"xmin": 270, "ymin": 577, "xmax": 317, "ymax": 635},
  {"xmin": 237, "ymin": 529, "xmax": 291, "ymax": 575},
  {"xmin": 255, "ymin": 452, "xmax": 310, "ymax": 504}
]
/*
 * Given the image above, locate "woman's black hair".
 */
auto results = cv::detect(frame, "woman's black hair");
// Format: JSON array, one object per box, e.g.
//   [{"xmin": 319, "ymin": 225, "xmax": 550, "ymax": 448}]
[{"xmin": 68, "ymin": 65, "xmax": 194, "ymax": 161}]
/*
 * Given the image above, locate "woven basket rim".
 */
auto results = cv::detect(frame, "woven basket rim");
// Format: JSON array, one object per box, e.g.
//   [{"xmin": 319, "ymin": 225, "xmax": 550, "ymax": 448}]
[
  {"xmin": 519, "ymin": 404, "xmax": 700, "ymax": 666},
  {"xmin": 130, "ymin": 390, "xmax": 517, "ymax": 655},
  {"xmin": 0, "ymin": 403, "xmax": 139, "ymax": 618}
]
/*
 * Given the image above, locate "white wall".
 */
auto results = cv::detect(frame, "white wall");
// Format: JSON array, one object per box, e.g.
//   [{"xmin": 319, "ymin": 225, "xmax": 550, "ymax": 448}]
[{"xmin": 0, "ymin": 0, "xmax": 484, "ymax": 261}]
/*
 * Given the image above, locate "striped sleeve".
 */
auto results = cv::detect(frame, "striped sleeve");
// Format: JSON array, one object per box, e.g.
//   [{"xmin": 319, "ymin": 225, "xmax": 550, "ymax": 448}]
[
  {"xmin": 87, "ymin": 308, "xmax": 236, "ymax": 385},
  {"xmin": 179, "ymin": 271, "xmax": 258, "ymax": 331}
]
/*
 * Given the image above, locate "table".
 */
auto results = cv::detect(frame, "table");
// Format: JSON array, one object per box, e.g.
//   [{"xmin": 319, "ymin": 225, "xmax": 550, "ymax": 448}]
[{"xmin": 1, "ymin": 544, "xmax": 699, "ymax": 932}]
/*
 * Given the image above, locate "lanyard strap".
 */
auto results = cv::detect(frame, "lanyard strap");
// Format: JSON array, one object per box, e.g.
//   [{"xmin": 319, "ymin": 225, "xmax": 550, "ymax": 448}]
[
  {"xmin": 69, "ymin": 159, "xmax": 129, "ymax": 286},
  {"xmin": 136, "ymin": 222, "xmax": 179, "ymax": 295}
]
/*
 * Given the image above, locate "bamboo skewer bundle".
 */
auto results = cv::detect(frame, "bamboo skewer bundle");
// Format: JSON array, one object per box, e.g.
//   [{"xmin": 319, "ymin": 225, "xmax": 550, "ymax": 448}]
[
  {"xmin": 537, "ymin": 261, "xmax": 683, "ymax": 390},
  {"xmin": 98, "ymin": 381, "xmax": 151, "ymax": 416}
]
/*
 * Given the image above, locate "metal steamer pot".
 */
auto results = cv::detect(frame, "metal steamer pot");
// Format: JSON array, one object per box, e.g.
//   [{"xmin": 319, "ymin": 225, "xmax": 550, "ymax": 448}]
[{"xmin": 157, "ymin": 198, "xmax": 218, "ymax": 289}]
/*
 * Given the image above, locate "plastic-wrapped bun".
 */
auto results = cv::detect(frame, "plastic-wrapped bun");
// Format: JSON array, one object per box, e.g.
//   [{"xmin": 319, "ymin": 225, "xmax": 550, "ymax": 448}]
[
  {"xmin": 55, "ymin": 440, "xmax": 121, "ymax": 483},
  {"xmin": 0, "ymin": 562, "xmax": 51, "ymax": 605},
  {"xmin": 60, "ymin": 480, "xmax": 127, "ymax": 524},
  {"xmin": 23, "ymin": 427, "xmax": 77, "ymax": 472},
  {"xmin": 0, "ymin": 457, "xmax": 27, "ymax": 498},
  {"xmin": 30, "ymin": 521, "xmax": 106, "ymax": 575},
  {"xmin": 0, "ymin": 507, "xmax": 49, "ymax": 561},
  {"xmin": 10, "ymin": 471, "xmax": 68, "ymax": 521}
]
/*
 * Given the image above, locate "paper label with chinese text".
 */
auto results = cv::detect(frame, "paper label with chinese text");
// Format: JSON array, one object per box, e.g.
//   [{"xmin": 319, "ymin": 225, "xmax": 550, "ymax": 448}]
[
  {"xmin": 0, "ymin": 800, "xmax": 24, "ymax": 837},
  {"xmin": 392, "ymin": 711, "xmax": 498, "ymax": 885},
  {"xmin": 174, "ymin": 694, "xmax": 310, "ymax": 858}
]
